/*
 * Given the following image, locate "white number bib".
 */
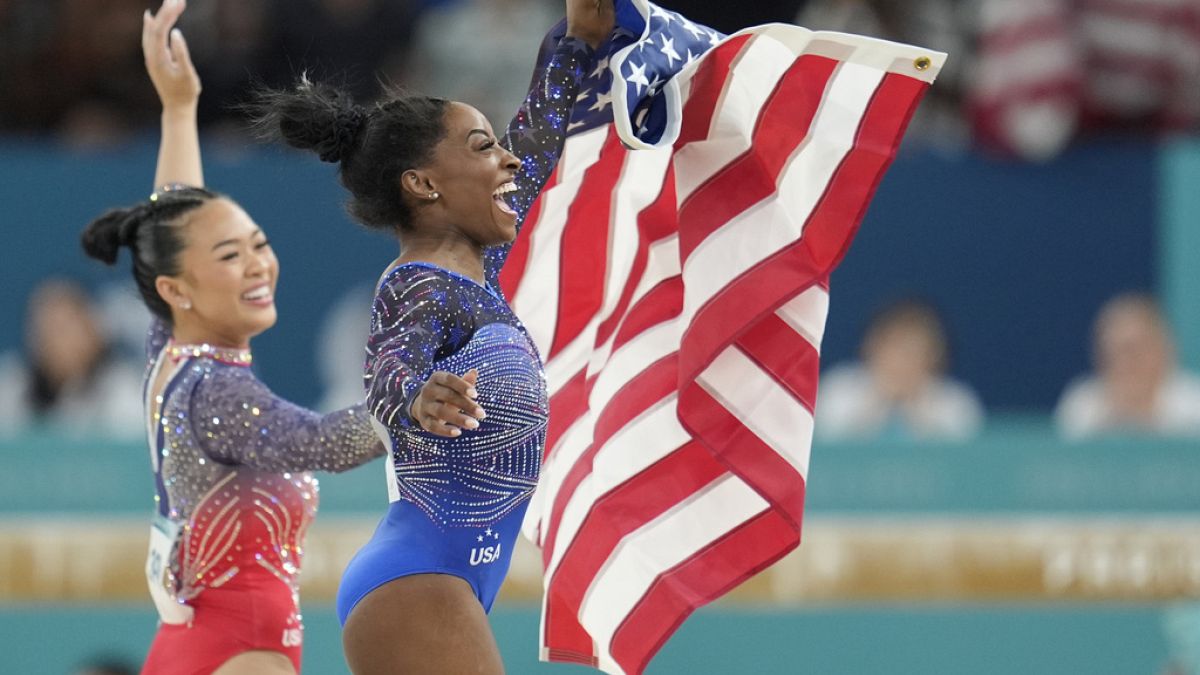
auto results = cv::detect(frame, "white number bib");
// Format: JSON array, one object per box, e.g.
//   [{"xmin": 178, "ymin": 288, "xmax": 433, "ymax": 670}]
[{"xmin": 145, "ymin": 515, "xmax": 194, "ymax": 625}]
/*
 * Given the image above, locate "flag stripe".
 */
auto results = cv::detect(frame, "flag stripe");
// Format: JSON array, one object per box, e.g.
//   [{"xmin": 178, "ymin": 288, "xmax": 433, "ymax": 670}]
[
  {"xmin": 511, "ymin": 125, "xmax": 610, "ymax": 353},
  {"xmin": 551, "ymin": 130, "xmax": 627, "ymax": 357},
  {"xmin": 609, "ymin": 509, "xmax": 799, "ymax": 674},
  {"xmin": 580, "ymin": 473, "xmax": 770, "ymax": 672},
  {"xmin": 543, "ymin": 357, "xmax": 681, "ymax": 567},
  {"xmin": 674, "ymin": 35, "xmax": 803, "ymax": 205}
]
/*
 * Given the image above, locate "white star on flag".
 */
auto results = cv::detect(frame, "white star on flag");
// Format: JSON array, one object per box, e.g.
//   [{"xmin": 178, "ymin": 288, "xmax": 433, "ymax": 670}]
[
  {"xmin": 626, "ymin": 61, "xmax": 650, "ymax": 95},
  {"xmin": 590, "ymin": 55, "xmax": 611, "ymax": 79},
  {"xmin": 588, "ymin": 90, "xmax": 614, "ymax": 112},
  {"xmin": 658, "ymin": 35, "xmax": 681, "ymax": 67}
]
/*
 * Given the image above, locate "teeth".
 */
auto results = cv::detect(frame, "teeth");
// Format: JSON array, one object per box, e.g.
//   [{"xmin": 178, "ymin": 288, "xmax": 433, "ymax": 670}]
[
  {"xmin": 492, "ymin": 182, "xmax": 517, "ymax": 197},
  {"xmin": 242, "ymin": 287, "xmax": 270, "ymax": 301}
]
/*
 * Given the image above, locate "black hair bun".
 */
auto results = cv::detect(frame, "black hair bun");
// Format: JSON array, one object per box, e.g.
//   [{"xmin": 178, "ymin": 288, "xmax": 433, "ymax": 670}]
[
  {"xmin": 250, "ymin": 77, "xmax": 368, "ymax": 164},
  {"xmin": 80, "ymin": 207, "xmax": 138, "ymax": 265}
]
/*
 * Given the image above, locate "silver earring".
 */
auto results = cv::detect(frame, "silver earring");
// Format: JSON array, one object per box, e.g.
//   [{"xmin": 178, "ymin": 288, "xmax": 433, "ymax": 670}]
[{"xmin": 430, "ymin": 192, "xmax": 440, "ymax": 200}]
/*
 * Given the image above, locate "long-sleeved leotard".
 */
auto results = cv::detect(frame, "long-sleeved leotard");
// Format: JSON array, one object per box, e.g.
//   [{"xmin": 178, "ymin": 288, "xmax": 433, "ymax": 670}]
[
  {"xmin": 337, "ymin": 35, "xmax": 593, "ymax": 625},
  {"xmin": 141, "ymin": 319, "xmax": 383, "ymax": 674}
]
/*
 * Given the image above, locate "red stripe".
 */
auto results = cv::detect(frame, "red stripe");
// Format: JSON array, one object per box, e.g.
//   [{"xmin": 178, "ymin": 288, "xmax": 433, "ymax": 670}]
[
  {"xmin": 544, "ymin": 367, "xmax": 588, "ymax": 463},
  {"xmin": 549, "ymin": 129, "xmax": 626, "ymax": 357},
  {"xmin": 734, "ymin": 312, "xmax": 821, "ymax": 413},
  {"xmin": 674, "ymin": 35, "xmax": 754, "ymax": 151},
  {"xmin": 499, "ymin": 165, "xmax": 557, "ymax": 297},
  {"xmin": 678, "ymin": 53, "xmax": 839, "ymax": 261},
  {"xmin": 543, "ymin": 441, "xmax": 725, "ymax": 662},
  {"xmin": 678, "ymin": 377, "xmax": 806, "ymax": 525},
  {"xmin": 607, "ymin": 276, "xmax": 683, "ymax": 356},
  {"xmin": 680, "ymin": 72, "xmax": 926, "ymax": 384},
  {"xmin": 540, "ymin": 355, "xmax": 680, "ymax": 565},
  {"xmin": 608, "ymin": 509, "xmax": 800, "ymax": 673},
  {"xmin": 593, "ymin": 165, "xmax": 679, "ymax": 348}
]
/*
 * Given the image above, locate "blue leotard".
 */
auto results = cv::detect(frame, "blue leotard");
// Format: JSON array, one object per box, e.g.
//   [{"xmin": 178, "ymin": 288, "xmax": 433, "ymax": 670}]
[{"xmin": 336, "ymin": 35, "xmax": 593, "ymax": 624}]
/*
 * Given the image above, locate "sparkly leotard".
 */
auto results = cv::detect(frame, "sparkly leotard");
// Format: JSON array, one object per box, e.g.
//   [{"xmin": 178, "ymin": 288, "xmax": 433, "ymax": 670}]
[
  {"xmin": 139, "ymin": 320, "xmax": 383, "ymax": 675},
  {"xmin": 336, "ymin": 35, "xmax": 593, "ymax": 624}
]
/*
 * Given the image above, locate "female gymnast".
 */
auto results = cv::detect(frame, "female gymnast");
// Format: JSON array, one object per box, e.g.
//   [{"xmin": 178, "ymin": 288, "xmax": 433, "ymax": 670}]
[
  {"xmin": 79, "ymin": 2, "xmax": 384, "ymax": 673},
  {"xmin": 252, "ymin": 0, "xmax": 614, "ymax": 672}
]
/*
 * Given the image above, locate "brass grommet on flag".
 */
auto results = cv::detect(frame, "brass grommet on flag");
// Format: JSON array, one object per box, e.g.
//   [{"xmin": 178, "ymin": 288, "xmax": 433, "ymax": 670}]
[{"xmin": 914, "ymin": 56, "xmax": 932, "ymax": 71}]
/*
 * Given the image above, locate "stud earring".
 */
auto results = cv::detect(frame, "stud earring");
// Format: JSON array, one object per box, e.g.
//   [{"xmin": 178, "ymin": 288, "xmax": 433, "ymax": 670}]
[
  {"xmin": 181, "ymin": 301, "xmax": 192, "ymax": 310},
  {"xmin": 430, "ymin": 192, "xmax": 440, "ymax": 200}
]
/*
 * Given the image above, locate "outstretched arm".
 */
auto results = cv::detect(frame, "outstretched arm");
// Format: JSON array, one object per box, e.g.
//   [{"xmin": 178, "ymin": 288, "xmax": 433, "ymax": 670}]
[
  {"xmin": 192, "ymin": 368, "xmax": 385, "ymax": 473},
  {"xmin": 485, "ymin": 1, "xmax": 614, "ymax": 284},
  {"xmin": 142, "ymin": 0, "xmax": 203, "ymax": 190}
]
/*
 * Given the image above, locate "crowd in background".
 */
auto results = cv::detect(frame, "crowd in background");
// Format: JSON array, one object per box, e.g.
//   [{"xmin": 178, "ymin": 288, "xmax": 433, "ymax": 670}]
[
  {"xmin": 2, "ymin": 0, "xmax": 1198, "ymax": 156},
  {"xmin": 2, "ymin": 0, "xmax": 1199, "ymax": 441}
]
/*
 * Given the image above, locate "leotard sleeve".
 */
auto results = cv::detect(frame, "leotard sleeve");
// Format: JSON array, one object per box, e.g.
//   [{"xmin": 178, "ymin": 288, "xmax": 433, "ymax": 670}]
[
  {"xmin": 364, "ymin": 265, "xmax": 475, "ymax": 431},
  {"xmin": 484, "ymin": 35, "xmax": 594, "ymax": 287},
  {"xmin": 190, "ymin": 367, "xmax": 385, "ymax": 473}
]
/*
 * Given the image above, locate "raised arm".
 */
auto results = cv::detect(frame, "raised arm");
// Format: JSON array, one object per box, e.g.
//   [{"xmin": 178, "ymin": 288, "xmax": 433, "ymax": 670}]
[
  {"xmin": 191, "ymin": 367, "xmax": 385, "ymax": 473},
  {"xmin": 141, "ymin": 0, "xmax": 204, "ymax": 359},
  {"xmin": 485, "ymin": 1, "xmax": 614, "ymax": 284},
  {"xmin": 142, "ymin": 0, "xmax": 203, "ymax": 190},
  {"xmin": 366, "ymin": 266, "xmax": 485, "ymax": 438}
]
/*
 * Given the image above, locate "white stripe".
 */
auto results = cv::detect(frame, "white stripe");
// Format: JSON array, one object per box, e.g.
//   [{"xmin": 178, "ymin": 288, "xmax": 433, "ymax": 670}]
[
  {"xmin": 545, "ymin": 395, "xmax": 688, "ymax": 580},
  {"xmin": 523, "ymin": 411, "xmax": 593, "ymax": 545},
  {"xmin": 582, "ymin": 234, "xmax": 681, "ymax": 380},
  {"xmin": 696, "ymin": 345, "xmax": 814, "ymax": 479},
  {"xmin": 604, "ymin": 148, "xmax": 673, "ymax": 321},
  {"xmin": 511, "ymin": 126, "xmax": 609, "ymax": 354},
  {"xmin": 775, "ymin": 285, "xmax": 830, "ymax": 353},
  {"xmin": 579, "ymin": 473, "xmax": 769, "ymax": 671},
  {"xmin": 541, "ymin": 147, "xmax": 674, "ymax": 398},
  {"xmin": 588, "ymin": 316, "xmax": 682, "ymax": 415},
  {"xmin": 674, "ymin": 34, "xmax": 795, "ymax": 203},
  {"xmin": 681, "ymin": 61, "xmax": 882, "ymax": 323},
  {"xmin": 545, "ymin": 332, "xmax": 593, "ymax": 398}
]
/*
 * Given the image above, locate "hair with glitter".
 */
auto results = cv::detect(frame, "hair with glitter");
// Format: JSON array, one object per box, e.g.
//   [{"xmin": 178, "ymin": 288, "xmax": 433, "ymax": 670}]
[
  {"xmin": 80, "ymin": 186, "xmax": 218, "ymax": 323},
  {"xmin": 248, "ymin": 78, "xmax": 450, "ymax": 232}
]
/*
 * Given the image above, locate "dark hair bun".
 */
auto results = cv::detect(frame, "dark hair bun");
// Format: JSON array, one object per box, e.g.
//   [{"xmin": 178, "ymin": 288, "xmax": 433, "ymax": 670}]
[
  {"xmin": 251, "ymin": 76, "xmax": 368, "ymax": 164},
  {"xmin": 80, "ymin": 207, "xmax": 139, "ymax": 265}
]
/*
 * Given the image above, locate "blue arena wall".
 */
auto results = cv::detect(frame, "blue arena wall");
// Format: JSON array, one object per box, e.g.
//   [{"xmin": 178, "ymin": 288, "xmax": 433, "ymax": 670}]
[{"xmin": 0, "ymin": 138, "xmax": 1167, "ymax": 411}]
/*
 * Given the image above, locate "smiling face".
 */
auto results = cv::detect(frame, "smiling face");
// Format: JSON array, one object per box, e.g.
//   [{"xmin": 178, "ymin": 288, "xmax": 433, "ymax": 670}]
[
  {"xmin": 158, "ymin": 198, "xmax": 279, "ymax": 348},
  {"xmin": 415, "ymin": 102, "xmax": 523, "ymax": 246}
]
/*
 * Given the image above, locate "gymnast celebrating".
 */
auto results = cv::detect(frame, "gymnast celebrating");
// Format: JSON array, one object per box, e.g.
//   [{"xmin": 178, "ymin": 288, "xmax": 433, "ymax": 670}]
[
  {"xmin": 252, "ymin": 0, "xmax": 614, "ymax": 671},
  {"xmin": 80, "ymin": 1, "xmax": 384, "ymax": 672}
]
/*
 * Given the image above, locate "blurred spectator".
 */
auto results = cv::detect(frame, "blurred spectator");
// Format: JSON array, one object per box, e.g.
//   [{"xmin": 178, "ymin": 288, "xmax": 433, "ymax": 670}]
[
  {"xmin": 408, "ymin": 0, "xmax": 561, "ymax": 126},
  {"xmin": 0, "ymin": 280, "xmax": 143, "ymax": 438},
  {"xmin": 796, "ymin": 0, "xmax": 971, "ymax": 151},
  {"xmin": 1055, "ymin": 293, "xmax": 1200, "ymax": 439},
  {"xmin": 817, "ymin": 299, "xmax": 984, "ymax": 441}
]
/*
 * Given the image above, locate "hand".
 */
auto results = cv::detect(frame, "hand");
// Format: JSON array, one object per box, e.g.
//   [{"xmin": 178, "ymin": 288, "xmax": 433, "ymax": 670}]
[
  {"xmin": 566, "ymin": 0, "xmax": 616, "ymax": 49},
  {"xmin": 142, "ymin": 0, "xmax": 201, "ymax": 111},
  {"xmin": 409, "ymin": 369, "xmax": 487, "ymax": 438}
]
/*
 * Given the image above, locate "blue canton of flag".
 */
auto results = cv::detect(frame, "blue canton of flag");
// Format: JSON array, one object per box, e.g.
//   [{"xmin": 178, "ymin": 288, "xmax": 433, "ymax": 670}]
[{"xmin": 532, "ymin": 1, "xmax": 726, "ymax": 147}]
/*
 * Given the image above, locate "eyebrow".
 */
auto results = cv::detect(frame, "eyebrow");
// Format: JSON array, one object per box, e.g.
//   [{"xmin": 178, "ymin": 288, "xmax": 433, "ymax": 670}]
[
  {"xmin": 466, "ymin": 129, "xmax": 490, "ymax": 141},
  {"xmin": 211, "ymin": 228, "xmax": 264, "ymax": 251}
]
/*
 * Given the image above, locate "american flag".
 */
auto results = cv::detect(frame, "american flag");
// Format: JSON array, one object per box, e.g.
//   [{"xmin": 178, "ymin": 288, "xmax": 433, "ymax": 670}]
[{"xmin": 499, "ymin": 2, "xmax": 944, "ymax": 672}]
